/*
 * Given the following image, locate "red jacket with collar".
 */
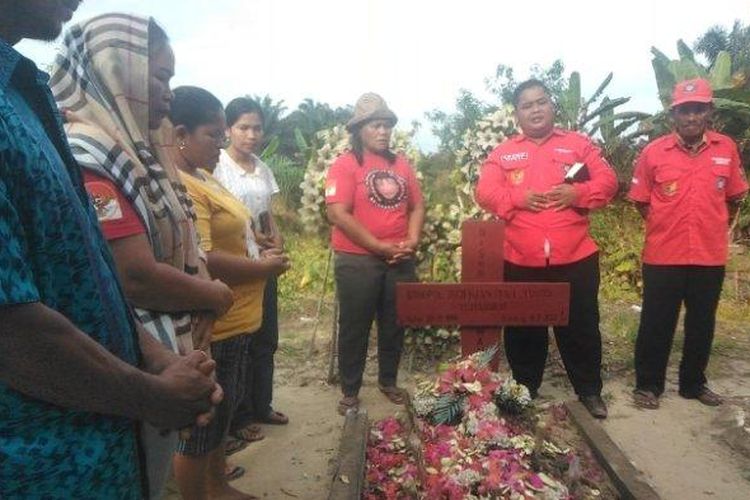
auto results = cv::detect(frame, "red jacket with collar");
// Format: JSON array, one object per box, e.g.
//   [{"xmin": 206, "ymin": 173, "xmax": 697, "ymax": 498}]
[
  {"xmin": 628, "ymin": 131, "xmax": 748, "ymax": 265},
  {"xmin": 476, "ymin": 129, "xmax": 618, "ymax": 267}
]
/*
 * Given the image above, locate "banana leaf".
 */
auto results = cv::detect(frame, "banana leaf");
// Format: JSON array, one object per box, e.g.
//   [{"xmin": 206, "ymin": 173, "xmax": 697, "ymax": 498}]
[
  {"xmin": 582, "ymin": 72, "xmax": 614, "ymax": 111},
  {"xmin": 709, "ymin": 51, "xmax": 734, "ymax": 90},
  {"xmin": 561, "ymin": 71, "xmax": 581, "ymax": 128},
  {"xmin": 713, "ymin": 97, "xmax": 750, "ymax": 120},
  {"xmin": 677, "ymin": 39, "xmax": 697, "ymax": 64},
  {"xmin": 714, "ymin": 87, "xmax": 750, "ymax": 103},
  {"xmin": 651, "ymin": 48, "xmax": 677, "ymax": 108},
  {"xmin": 668, "ymin": 59, "xmax": 707, "ymax": 82},
  {"xmin": 260, "ymin": 135, "xmax": 280, "ymax": 160},
  {"xmin": 580, "ymin": 97, "xmax": 630, "ymax": 127}
]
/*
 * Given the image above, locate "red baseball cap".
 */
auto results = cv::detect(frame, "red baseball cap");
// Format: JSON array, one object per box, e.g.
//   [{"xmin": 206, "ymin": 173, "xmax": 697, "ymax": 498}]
[{"xmin": 671, "ymin": 78, "xmax": 713, "ymax": 108}]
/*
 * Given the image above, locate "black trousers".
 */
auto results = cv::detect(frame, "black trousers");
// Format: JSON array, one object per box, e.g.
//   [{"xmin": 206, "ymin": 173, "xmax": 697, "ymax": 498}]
[
  {"xmin": 635, "ymin": 264, "xmax": 725, "ymax": 397},
  {"xmin": 232, "ymin": 275, "xmax": 278, "ymax": 430},
  {"xmin": 335, "ymin": 252, "xmax": 417, "ymax": 397},
  {"xmin": 503, "ymin": 253, "xmax": 603, "ymax": 397}
]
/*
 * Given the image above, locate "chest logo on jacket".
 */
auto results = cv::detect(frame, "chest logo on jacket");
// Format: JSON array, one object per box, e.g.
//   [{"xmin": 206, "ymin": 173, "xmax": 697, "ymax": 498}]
[
  {"xmin": 509, "ymin": 169, "xmax": 525, "ymax": 185},
  {"xmin": 663, "ymin": 181, "xmax": 678, "ymax": 197},
  {"xmin": 365, "ymin": 169, "xmax": 407, "ymax": 209}
]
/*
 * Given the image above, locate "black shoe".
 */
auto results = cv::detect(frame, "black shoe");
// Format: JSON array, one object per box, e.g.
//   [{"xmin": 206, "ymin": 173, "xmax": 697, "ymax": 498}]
[{"xmin": 579, "ymin": 395, "xmax": 608, "ymax": 419}]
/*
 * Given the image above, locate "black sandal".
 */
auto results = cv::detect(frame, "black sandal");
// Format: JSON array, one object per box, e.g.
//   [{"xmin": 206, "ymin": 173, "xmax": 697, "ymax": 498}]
[
  {"xmin": 225, "ymin": 438, "xmax": 249, "ymax": 456},
  {"xmin": 225, "ymin": 464, "xmax": 245, "ymax": 481}
]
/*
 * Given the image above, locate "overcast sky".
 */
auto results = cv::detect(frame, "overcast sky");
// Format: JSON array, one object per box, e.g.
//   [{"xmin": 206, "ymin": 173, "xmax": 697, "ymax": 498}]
[{"xmin": 17, "ymin": 0, "xmax": 750, "ymax": 150}]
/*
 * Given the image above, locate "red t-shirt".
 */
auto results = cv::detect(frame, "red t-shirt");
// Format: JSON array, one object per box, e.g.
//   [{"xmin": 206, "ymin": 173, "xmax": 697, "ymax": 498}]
[
  {"xmin": 83, "ymin": 171, "xmax": 146, "ymax": 240},
  {"xmin": 628, "ymin": 131, "xmax": 748, "ymax": 265},
  {"xmin": 325, "ymin": 151, "xmax": 423, "ymax": 255},
  {"xmin": 476, "ymin": 129, "xmax": 618, "ymax": 267}
]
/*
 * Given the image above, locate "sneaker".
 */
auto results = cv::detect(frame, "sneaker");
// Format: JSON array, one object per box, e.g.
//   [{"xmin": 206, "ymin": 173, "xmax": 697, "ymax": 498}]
[
  {"xmin": 579, "ymin": 395, "xmax": 608, "ymax": 419},
  {"xmin": 680, "ymin": 387, "xmax": 723, "ymax": 406}
]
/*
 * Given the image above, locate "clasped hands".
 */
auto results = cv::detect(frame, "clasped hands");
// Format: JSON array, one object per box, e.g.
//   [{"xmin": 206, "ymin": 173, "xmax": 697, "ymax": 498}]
[
  {"xmin": 524, "ymin": 184, "xmax": 577, "ymax": 212},
  {"xmin": 379, "ymin": 239, "xmax": 417, "ymax": 265},
  {"xmin": 143, "ymin": 349, "xmax": 223, "ymax": 431}
]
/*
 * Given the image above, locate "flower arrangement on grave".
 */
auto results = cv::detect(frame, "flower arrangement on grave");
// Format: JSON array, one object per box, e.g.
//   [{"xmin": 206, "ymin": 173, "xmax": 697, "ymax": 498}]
[{"xmin": 364, "ymin": 345, "xmax": 612, "ymax": 499}]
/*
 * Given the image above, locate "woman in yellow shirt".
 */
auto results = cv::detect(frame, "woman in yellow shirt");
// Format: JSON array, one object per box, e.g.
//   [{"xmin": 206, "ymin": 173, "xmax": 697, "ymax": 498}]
[{"xmin": 170, "ymin": 86, "xmax": 289, "ymax": 500}]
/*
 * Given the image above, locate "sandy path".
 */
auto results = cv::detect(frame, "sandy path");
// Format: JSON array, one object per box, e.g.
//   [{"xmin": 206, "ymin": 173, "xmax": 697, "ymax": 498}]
[
  {"xmin": 227, "ymin": 382, "xmax": 407, "ymax": 499},
  {"xmin": 599, "ymin": 374, "xmax": 750, "ymax": 499}
]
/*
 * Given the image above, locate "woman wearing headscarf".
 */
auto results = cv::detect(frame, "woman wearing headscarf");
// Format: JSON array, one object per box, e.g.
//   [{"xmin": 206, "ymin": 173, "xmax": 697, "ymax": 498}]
[
  {"xmin": 170, "ymin": 85, "xmax": 290, "ymax": 500},
  {"xmin": 50, "ymin": 14, "xmax": 232, "ymax": 499},
  {"xmin": 325, "ymin": 93, "xmax": 425, "ymax": 415}
]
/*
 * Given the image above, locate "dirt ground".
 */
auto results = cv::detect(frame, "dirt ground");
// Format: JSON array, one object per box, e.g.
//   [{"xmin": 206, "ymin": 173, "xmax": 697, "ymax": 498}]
[{"xmin": 165, "ymin": 309, "xmax": 750, "ymax": 500}]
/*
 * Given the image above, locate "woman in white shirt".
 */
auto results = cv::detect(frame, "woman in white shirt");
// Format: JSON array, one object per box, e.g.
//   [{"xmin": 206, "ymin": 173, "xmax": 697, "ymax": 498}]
[{"xmin": 214, "ymin": 98, "xmax": 289, "ymax": 447}]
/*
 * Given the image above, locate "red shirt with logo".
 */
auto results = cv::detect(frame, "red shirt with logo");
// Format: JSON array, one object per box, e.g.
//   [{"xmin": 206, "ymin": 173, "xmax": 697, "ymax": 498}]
[
  {"xmin": 476, "ymin": 129, "xmax": 618, "ymax": 267},
  {"xmin": 83, "ymin": 171, "xmax": 146, "ymax": 240},
  {"xmin": 325, "ymin": 151, "xmax": 423, "ymax": 255},
  {"xmin": 628, "ymin": 131, "xmax": 748, "ymax": 265}
]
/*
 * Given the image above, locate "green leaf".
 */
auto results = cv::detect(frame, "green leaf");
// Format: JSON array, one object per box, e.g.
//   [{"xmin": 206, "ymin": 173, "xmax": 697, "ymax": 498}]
[
  {"xmin": 431, "ymin": 394, "xmax": 465, "ymax": 425},
  {"xmin": 669, "ymin": 59, "xmax": 707, "ymax": 81},
  {"xmin": 580, "ymin": 97, "xmax": 630, "ymax": 127},
  {"xmin": 651, "ymin": 47, "xmax": 677, "ymax": 107},
  {"xmin": 260, "ymin": 135, "xmax": 280, "ymax": 160},
  {"xmin": 563, "ymin": 71, "xmax": 582, "ymax": 128},
  {"xmin": 294, "ymin": 127, "xmax": 309, "ymax": 153},
  {"xmin": 475, "ymin": 343, "xmax": 501, "ymax": 369},
  {"xmin": 677, "ymin": 39, "xmax": 697, "ymax": 63},
  {"xmin": 583, "ymin": 72, "xmax": 613, "ymax": 111},
  {"xmin": 709, "ymin": 51, "xmax": 734, "ymax": 89}
]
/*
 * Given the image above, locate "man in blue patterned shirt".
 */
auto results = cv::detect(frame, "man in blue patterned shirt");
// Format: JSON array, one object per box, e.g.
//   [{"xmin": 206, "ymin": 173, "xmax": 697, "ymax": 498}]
[{"xmin": 0, "ymin": 2, "xmax": 222, "ymax": 497}]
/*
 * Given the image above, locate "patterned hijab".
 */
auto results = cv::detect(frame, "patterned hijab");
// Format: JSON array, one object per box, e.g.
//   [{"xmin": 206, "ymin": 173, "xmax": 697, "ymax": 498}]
[{"xmin": 49, "ymin": 13, "xmax": 200, "ymax": 347}]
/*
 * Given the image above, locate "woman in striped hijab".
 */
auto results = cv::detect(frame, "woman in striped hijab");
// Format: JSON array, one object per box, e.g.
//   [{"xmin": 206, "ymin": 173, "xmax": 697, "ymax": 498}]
[{"xmin": 50, "ymin": 13, "xmax": 233, "ymax": 499}]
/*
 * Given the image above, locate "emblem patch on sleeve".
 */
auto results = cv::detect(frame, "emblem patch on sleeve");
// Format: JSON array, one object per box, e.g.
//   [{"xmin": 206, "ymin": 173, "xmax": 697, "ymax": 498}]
[{"xmin": 86, "ymin": 181, "xmax": 123, "ymax": 222}]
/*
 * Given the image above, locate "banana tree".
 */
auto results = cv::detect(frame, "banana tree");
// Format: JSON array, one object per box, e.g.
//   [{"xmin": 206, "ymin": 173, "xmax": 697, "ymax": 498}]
[
  {"xmin": 556, "ymin": 71, "xmax": 648, "ymax": 136},
  {"xmin": 649, "ymin": 40, "xmax": 750, "ymax": 154},
  {"xmin": 555, "ymin": 71, "xmax": 649, "ymax": 185}
]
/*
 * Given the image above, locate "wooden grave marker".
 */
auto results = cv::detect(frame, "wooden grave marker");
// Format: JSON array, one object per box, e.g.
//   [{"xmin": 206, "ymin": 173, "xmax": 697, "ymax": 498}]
[{"xmin": 397, "ymin": 220, "xmax": 570, "ymax": 365}]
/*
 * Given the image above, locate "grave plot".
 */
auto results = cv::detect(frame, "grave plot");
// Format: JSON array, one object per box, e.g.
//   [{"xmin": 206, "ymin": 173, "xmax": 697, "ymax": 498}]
[
  {"xmin": 361, "ymin": 347, "xmax": 616, "ymax": 499},
  {"xmin": 329, "ymin": 346, "xmax": 659, "ymax": 499}
]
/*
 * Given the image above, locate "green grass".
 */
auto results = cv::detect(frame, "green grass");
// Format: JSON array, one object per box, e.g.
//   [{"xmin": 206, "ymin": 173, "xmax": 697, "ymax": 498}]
[
  {"xmin": 277, "ymin": 233, "xmax": 335, "ymax": 316},
  {"xmin": 276, "ymin": 219, "xmax": 750, "ymax": 369}
]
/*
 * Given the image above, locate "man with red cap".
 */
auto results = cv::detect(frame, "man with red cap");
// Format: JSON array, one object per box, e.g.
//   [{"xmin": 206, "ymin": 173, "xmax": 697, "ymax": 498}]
[{"xmin": 629, "ymin": 78, "xmax": 748, "ymax": 409}]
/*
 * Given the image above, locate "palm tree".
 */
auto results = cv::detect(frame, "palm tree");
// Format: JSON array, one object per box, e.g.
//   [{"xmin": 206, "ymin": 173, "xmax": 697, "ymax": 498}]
[
  {"xmin": 694, "ymin": 20, "xmax": 750, "ymax": 84},
  {"xmin": 248, "ymin": 94, "xmax": 287, "ymax": 149}
]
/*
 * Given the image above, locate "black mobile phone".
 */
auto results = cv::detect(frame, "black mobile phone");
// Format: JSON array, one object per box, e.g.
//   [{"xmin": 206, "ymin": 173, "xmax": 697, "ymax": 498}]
[{"xmin": 258, "ymin": 211, "xmax": 272, "ymax": 236}]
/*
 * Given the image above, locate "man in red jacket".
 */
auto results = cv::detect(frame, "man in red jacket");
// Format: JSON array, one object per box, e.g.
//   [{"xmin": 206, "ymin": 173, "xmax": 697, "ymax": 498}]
[
  {"xmin": 477, "ymin": 79, "xmax": 618, "ymax": 418},
  {"xmin": 628, "ymin": 78, "xmax": 748, "ymax": 409}
]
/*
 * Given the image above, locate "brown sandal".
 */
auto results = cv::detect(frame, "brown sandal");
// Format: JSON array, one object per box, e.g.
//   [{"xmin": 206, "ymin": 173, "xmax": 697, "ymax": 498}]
[
  {"xmin": 337, "ymin": 396, "xmax": 359, "ymax": 416},
  {"xmin": 379, "ymin": 385, "xmax": 408, "ymax": 405},
  {"xmin": 259, "ymin": 410, "xmax": 289, "ymax": 425},
  {"xmin": 633, "ymin": 389, "xmax": 660, "ymax": 409},
  {"xmin": 232, "ymin": 423, "xmax": 265, "ymax": 443}
]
